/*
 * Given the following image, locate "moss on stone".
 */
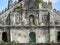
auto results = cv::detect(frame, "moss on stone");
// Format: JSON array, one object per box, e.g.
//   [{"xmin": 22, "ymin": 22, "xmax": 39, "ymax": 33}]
[
  {"xmin": 35, "ymin": 0, "xmax": 43, "ymax": 3},
  {"xmin": 15, "ymin": 5, "xmax": 22, "ymax": 9}
]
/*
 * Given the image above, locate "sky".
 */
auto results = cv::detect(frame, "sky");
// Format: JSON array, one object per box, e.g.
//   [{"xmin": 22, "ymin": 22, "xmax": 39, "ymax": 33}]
[
  {"xmin": 0, "ymin": 0, "xmax": 18, "ymax": 12},
  {"xmin": 0, "ymin": 0, "xmax": 60, "ymax": 12},
  {"xmin": 43, "ymin": 0, "xmax": 60, "ymax": 11}
]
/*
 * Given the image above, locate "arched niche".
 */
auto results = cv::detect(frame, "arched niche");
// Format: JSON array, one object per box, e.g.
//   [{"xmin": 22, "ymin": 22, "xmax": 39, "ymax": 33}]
[{"xmin": 29, "ymin": 15, "xmax": 35, "ymax": 25}]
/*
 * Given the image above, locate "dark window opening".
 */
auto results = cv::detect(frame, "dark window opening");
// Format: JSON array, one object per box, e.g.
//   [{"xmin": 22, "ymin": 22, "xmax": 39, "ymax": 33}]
[
  {"xmin": 29, "ymin": 32, "xmax": 36, "ymax": 43},
  {"xmin": 57, "ymin": 32, "xmax": 60, "ymax": 42},
  {"xmin": 18, "ymin": 0, "xmax": 22, "ymax": 3},
  {"xmin": 2, "ymin": 32, "xmax": 8, "ymax": 42}
]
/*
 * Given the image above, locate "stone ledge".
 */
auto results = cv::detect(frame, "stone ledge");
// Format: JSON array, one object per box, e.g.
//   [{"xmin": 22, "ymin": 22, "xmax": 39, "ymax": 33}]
[{"xmin": 0, "ymin": 43, "xmax": 60, "ymax": 45}]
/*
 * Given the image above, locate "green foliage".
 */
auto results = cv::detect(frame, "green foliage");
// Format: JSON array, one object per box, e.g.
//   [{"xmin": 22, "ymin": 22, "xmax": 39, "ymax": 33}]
[
  {"xmin": 0, "ymin": 40, "xmax": 4, "ymax": 43},
  {"xmin": 30, "ymin": 39, "xmax": 35, "ymax": 43},
  {"xmin": 29, "ymin": 4, "xmax": 35, "ymax": 9},
  {"xmin": 35, "ymin": 0, "xmax": 43, "ymax": 3},
  {"xmin": 45, "ymin": 23, "xmax": 50, "ymax": 28},
  {"xmin": 58, "ymin": 40, "xmax": 60, "ymax": 42},
  {"xmin": 29, "ymin": 22, "xmax": 37, "ymax": 27},
  {"xmin": 0, "ymin": 40, "xmax": 19, "ymax": 45},
  {"xmin": 35, "ymin": 0, "xmax": 48, "ymax": 8},
  {"xmin": 42, "ymin": 2, "xmax": 47, "ymax": 8},
  {"xmin": 15, "ymin": 5, "xmax": 22, "ymax": 9},
  {"xmin": 0, "ymin": 40, "xmax": 8, "ymax": 44},
  {"xmin": 29, "ymin": 6, "xmax": 34, "ymax": 9},
  {"xmin": 42, "ymin": 1, "xmax": 51, "ymax": 8},
  {"xmin": 29, "ymin": 22, "xmax": 33, "ymax": 27}
]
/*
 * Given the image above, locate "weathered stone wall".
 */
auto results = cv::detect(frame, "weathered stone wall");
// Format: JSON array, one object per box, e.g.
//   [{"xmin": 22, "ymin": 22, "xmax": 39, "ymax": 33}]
[
  {"xmin": 10, "ymin": 28, "xmax": 30, "ymax": 43},
  {"xmin": 0, "ymin": 29, "xmax": 3, "ymax": 41},
  {"xmin": 10, "ymin": 28, "xmax": 46, "ymax": 43},
  {"xmin": 50, "ymin": 28, "xmax": 56, "ymax": 42},
  {"xmin": 10, "ymin": 28, "xmax": 60, "ymax": 43}
]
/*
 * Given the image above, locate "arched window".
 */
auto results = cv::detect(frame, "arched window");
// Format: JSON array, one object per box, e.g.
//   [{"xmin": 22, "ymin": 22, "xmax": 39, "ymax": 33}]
[
  {"xmin": 2, "ymin": 32, "xmax": 8, "ymax": 42},
  {"xmin": 29, "ymin": 32, "xmax": 36, "ymax": 43},
  {"xmin": 29, "ymin": 15, "xmax": 35, "ymax": 25}
]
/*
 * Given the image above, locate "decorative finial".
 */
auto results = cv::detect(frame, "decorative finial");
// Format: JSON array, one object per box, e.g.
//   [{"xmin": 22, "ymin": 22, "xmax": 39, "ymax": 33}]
[
  {"xmin": 8, "ymin": 0, "xmax": 13, "ymax": 9},
  {"xmin": 14, "ymin": 0, "xmax": 17, "ymax": 5}
]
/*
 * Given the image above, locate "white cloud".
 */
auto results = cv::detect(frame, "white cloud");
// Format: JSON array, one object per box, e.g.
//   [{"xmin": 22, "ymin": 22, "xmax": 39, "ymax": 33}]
[{"xmin": 43, "ymin": 0, "xmax": 60, "ymax": 3}]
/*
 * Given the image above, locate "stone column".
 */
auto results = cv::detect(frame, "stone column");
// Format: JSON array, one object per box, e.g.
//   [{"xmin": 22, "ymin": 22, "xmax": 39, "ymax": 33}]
[
  {"xmin": 39, "ymin": 11, "xmax": 42, "ymax": 24},
  {"xmin": 39, "ymin": 3, "xmax": 42, "ymax": 9},
  {"xmin": 45, "ymin": 29, "xmax": 50, "ymax": 42},
  {"xmin": 7, "ymin": 28, "xmax": 10, "ymax": 42},
  {"xmin": 0, "ymin": 30, "xmax": 2, "ymax": 41},
  {"xmin": 39, "ymin": 3, "xmax": 42, "ymax": 24},
  {"xmin": 7, "ymin": 12, "xmax": 12, "ymax": 42},
  {"xmin": 21, "ymin": 1, "xmax": 26, "ymax": 25}
]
